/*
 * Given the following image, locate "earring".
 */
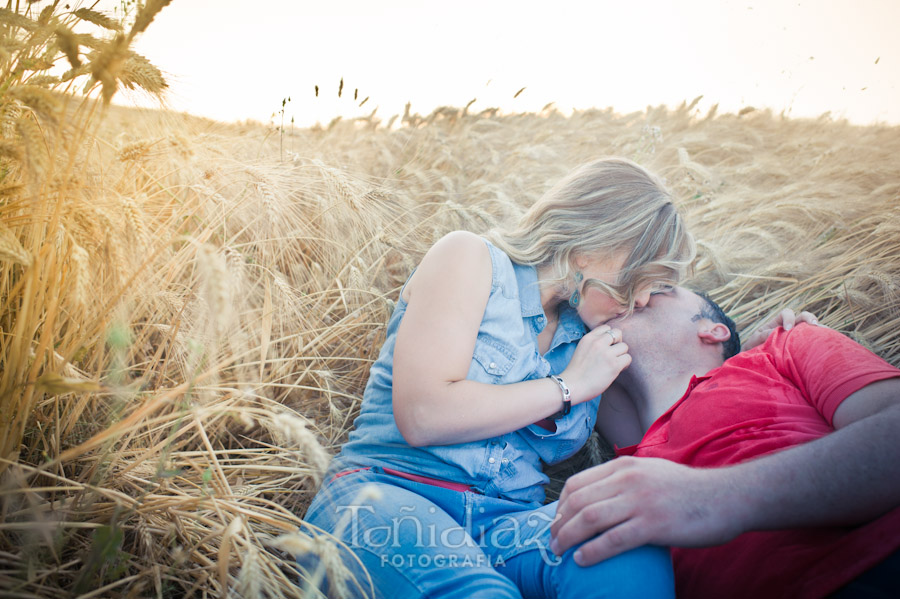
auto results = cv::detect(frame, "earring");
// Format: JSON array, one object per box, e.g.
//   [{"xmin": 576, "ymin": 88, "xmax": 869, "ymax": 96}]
[{"xmin": 568, "ymin": 272, "xmax": 583, "ymax": 307}]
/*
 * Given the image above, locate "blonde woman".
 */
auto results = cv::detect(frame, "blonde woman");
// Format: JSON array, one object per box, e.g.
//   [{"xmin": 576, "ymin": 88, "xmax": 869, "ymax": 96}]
[{"xmin": 303, "ymin": 158, "xmax": 694, "ymax": 598}]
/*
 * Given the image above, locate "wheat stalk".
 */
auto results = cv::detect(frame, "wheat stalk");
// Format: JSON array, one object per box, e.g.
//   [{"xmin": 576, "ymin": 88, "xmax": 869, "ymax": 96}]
[{"xmin": 2, "ymin": 37, "xmax": 899, "ymax": 597}]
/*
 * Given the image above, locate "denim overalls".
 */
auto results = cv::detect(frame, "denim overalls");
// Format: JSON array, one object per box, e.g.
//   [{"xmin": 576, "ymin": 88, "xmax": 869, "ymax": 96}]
[{"xmin": 303, "ymin": 239, "xmax": 674, "ymax": 598}]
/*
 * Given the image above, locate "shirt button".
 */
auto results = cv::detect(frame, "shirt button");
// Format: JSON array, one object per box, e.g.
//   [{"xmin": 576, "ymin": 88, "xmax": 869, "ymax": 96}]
[
  {"xmin": 489, "ymin": 362, "xmax": 497, "ymax": 369},
  {"xmin": 501, "ymin": 458, "xmax": 509, "ymax": 464},
  {"xmin": 538, "ymin": 316, "xmax": 545, "ymax": 323},
  {"xmin": 488, "ymin": 457, "xmax": 496, "ymax": 464}
]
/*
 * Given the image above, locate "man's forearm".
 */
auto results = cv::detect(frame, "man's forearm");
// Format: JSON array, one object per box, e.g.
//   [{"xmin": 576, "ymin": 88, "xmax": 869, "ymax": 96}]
[
  {"xmin": 724, "ymin": 403, "xmax": 900, "ymax": 532},
  {"xmin": 551, "ymin": 402, "xmax": 900, "ymax": 566}
]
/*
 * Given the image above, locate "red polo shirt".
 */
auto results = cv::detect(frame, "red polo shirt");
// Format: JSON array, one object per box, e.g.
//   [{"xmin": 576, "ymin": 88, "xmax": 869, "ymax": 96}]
[{"xmin": 617, "ymin": 324, "xmax": 900, "ymax": 599}]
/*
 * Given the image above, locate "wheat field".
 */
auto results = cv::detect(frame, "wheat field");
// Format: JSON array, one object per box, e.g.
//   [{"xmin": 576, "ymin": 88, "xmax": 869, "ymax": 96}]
[{"xmin": 1, "ymin": 3, "xmax": 899, "ymax": 599}]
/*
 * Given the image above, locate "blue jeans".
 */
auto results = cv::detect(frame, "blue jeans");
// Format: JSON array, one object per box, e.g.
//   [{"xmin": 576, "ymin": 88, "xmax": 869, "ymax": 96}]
[{"xmin": 301, "ymin": 466, "xmax": 674, "ymax": 598}]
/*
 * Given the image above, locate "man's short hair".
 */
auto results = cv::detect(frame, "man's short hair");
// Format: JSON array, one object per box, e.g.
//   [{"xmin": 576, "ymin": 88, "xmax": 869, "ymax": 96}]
[{"xmin": 695, "ymin": 292, "xmax": 741, "ymax": 360}]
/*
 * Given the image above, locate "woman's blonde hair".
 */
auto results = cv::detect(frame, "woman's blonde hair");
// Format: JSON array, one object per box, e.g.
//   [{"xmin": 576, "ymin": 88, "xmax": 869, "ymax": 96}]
[{"xmin": 487, "ymin": 157, "xmax": 695, "ymax": 312}]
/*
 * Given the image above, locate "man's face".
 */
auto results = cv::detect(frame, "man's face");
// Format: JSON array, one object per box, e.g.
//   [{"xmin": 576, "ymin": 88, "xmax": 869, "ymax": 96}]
[{"xmin": 609, "ymin": 286, "xmax": 707, "ymax": 366}]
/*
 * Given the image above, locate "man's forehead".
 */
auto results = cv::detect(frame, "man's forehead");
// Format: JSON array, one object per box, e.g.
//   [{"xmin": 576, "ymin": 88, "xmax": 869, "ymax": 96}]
[
  {"xmin": 674, "ymin": 285, "xmax": 699, "ymax": 301},
  {"xmin": 673, "ymin": 286, "xmax": 705, "ymax": 311}
]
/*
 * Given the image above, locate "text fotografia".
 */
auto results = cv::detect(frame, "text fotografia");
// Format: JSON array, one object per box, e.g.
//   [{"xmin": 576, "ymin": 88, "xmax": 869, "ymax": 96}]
[
  {"xmin": 335, "ymin": 505, "xmax": 561, "ymax": 566},
  {"xmin": 381, "ymin": 553, "xmax": 509, "ymax": 568}
]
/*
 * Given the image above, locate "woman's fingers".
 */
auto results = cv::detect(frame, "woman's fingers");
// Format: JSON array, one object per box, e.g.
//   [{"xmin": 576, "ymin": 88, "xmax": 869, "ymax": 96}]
[
  {"xmin": 779, "ymin": 308, "xmax": 820, "ymax": 330},
  {"xmin": 591, "ymin": 325, "xmax": 623, "ymax": 344},
  {"xmin": 798, "ymin": 311, "xmax": 820, "ymax": 326},
  {"xmin": 743, "ymin": 309, "xmax": 823, "ymax": 353},
  {"xmin": 780, "ymin": 308, "xmax": 796, "ymax": 331},
  {"xmin": 776, "ymin": 308, "xmax": 821, "ymax": 332},
  {"xmin": 610, "ymin": 341, "xmax": 629, "ymax": 356}
]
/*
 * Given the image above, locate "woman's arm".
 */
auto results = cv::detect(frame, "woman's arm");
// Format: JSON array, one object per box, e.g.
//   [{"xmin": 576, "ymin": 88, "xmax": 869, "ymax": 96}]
[{"xmin": 392, "ymin": 231, "xmax": 629, "ymax": 447}]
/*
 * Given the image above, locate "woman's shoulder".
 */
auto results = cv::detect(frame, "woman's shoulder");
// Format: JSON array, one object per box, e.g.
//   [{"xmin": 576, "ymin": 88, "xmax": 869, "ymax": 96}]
[
  {"xmin": 406, "ymin": 232, "xmax": 526, "ymax": 300},
  {"xmin": 428, "ymin": 231, "xmax": 516, "ymax": 278},
  {"xmin": 423, "ymin": 231, "xmax": 493, "ymax": 268},
  {"xmin": 403, "ymin": 232, "xmax": 493, "ymax": 301},
  {"xmin": 431, "ymin": 230, "xmax": 487, "ymax": 251}
]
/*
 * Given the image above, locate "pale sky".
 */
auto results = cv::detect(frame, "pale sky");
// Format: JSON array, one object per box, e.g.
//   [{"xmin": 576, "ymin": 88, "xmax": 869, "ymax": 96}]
[{"xmin": 95, "ymin": 0, "xmax": 899, "ymax": 127}]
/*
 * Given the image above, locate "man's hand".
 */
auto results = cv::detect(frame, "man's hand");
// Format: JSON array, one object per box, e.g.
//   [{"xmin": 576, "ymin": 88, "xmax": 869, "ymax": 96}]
[
  {"xmin": 741, "ymin": 309, "xmax": 820, "ymax": 352},
  {"xmin": 550, "ymin": 457, "xmax": 746, "ymax": 566}
]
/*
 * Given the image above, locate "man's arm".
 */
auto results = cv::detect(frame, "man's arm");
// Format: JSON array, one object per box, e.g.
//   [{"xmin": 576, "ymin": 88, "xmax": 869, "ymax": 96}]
[{"xmin": 550, "ymin": 378, "xmax": 900, "ymax": 566}]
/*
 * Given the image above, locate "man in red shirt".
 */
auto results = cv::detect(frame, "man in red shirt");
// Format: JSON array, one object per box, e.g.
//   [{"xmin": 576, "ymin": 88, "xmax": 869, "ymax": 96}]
[{"xmin": 550, "ymin": 286, "xmax": 900, "ymax": 598}]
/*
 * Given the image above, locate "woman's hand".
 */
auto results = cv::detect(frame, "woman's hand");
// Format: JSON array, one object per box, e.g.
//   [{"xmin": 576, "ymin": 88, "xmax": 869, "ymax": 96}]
[
  {"xmin": 742, "ymin": 308, "xmax": 820, "ymax": 352},
  {"xmin": 560, "ymin": 325, "xmax": 631, "ymax": 404}
]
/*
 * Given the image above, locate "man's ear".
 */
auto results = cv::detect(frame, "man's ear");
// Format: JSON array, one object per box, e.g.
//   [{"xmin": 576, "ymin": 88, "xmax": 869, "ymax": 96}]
[{"xmin": 698, "ymin": 322, "xmax": 731, "ymax": 345}]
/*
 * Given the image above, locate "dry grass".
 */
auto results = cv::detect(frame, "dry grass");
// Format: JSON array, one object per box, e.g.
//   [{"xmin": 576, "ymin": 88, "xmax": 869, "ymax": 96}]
[{"xmin": 0, "ymin": 7, "xmax": 899, "ymax": 598}]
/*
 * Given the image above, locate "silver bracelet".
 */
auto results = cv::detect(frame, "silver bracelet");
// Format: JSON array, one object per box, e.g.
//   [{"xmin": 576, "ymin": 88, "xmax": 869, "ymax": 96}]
[{"xmin": 547, "ymin": 374, "xmax": 571, "ymax": 416}]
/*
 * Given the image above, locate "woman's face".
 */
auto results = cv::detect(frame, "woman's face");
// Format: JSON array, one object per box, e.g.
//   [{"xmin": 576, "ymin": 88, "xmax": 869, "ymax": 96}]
[
  {"xmin": 573, "ymin": 253, "xmax": 658, "ymax": 329},
  {"xmin": 577, "ymin": 284, "xmax": 629, "ymax": 330}
]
